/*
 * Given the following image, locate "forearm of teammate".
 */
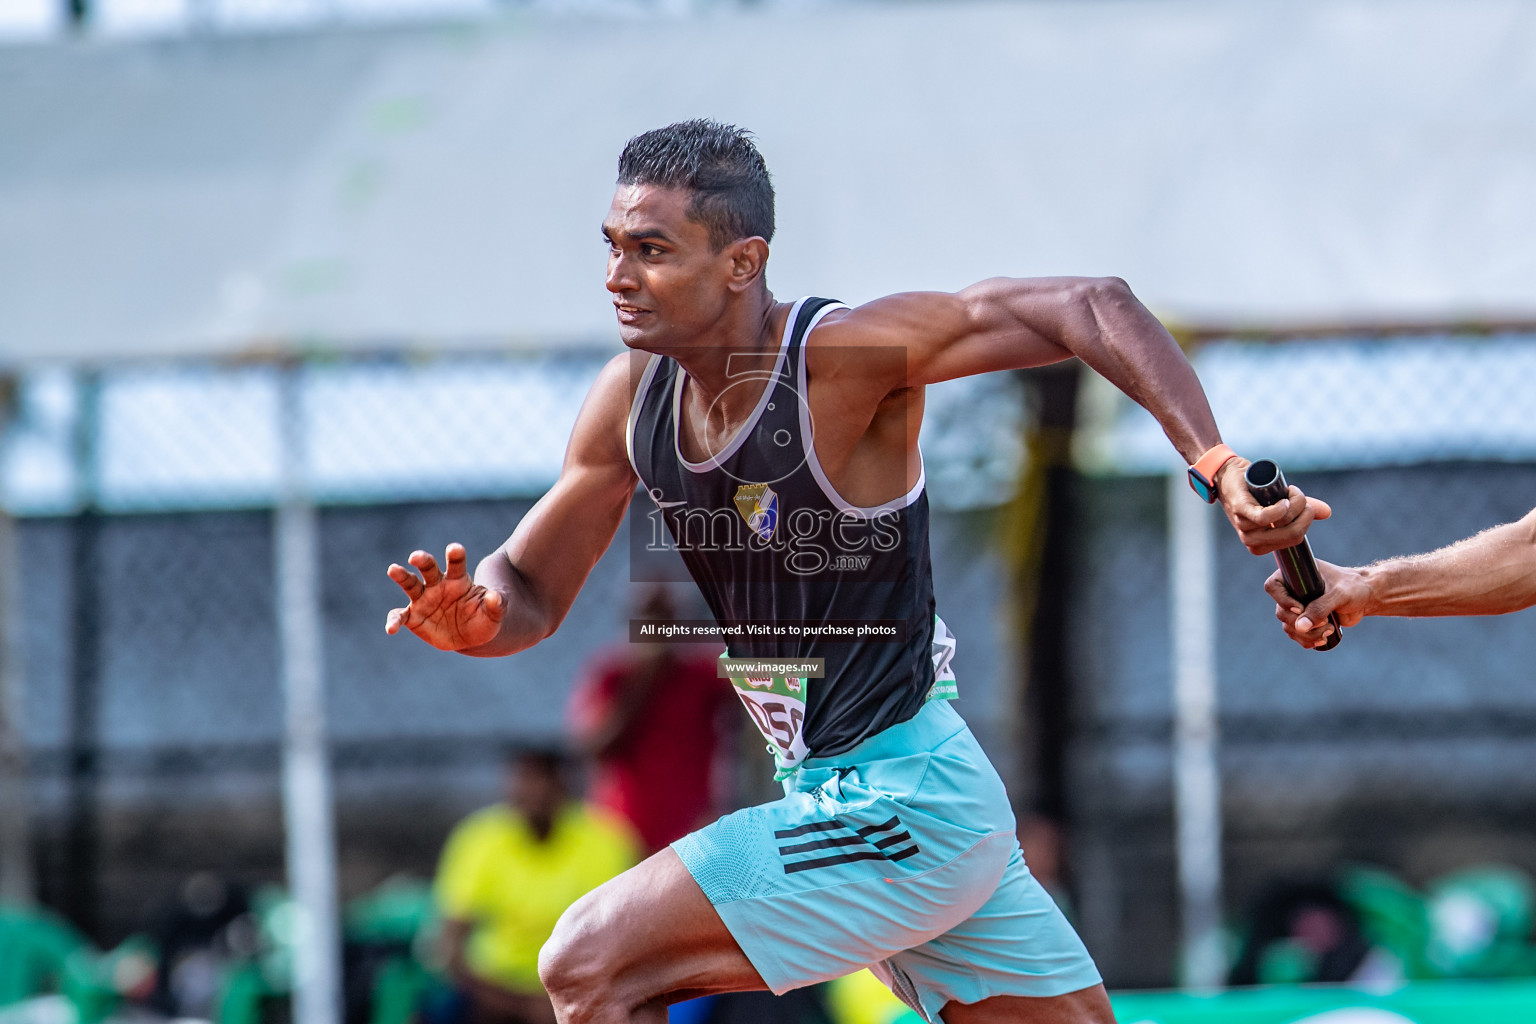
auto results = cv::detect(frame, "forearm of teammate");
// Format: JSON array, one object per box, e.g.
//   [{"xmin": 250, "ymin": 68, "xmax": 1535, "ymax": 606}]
[
  {"xmin": 1363, "ymin": 513, "xmax": 1536, "ymax": 616},
  {"xmin": 1272, "ymin": 508, "xmax": 1536, "ymax": 645}
]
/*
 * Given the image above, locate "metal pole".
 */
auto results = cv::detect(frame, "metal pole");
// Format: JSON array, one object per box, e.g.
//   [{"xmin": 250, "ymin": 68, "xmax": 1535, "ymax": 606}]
[
  {"xmin": 1168, "ymin": 472, "xmax": 1224, "ymax": 991},
  {"xmin": 64, "ymin": 0, "xmax": 89, "ymax": 32},
  {"xmin": 276, "ymin": 362, "xmax": 342, "ymax": 1024},
  {"xmin": 65, "ymin": 371, "xmax": 103, "ymax": 936},
  {"xmin": 0, "ymin": 407, "xmax": 33, "ymax": 903}
]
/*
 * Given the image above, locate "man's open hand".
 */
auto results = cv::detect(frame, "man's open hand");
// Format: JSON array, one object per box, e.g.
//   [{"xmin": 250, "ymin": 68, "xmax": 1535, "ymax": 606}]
[
  {"xmin": 1267, "ymin": 559, "xmax": 1373, "ymax": 649},
  {"xmin": 385, "ymin": 543, "xmax": 506, "ymax": 651},
  {"xmin": 1214, "ymin": 456, "xmax": 1333, "ymax": 556}
]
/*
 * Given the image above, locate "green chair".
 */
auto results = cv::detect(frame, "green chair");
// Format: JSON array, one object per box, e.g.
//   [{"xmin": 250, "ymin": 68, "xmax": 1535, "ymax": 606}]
[
  {"xmin": 344, "ymin": 878, "xmax": 441, "ymax": 1024},
  {"xmin": 0, "ymin": 906, "xmax": 85, "ymax": 1009},
  {"xmin": 1424, "ymin": 865, "xmax": 1536, "ymax": 979},
  {"xmin": 1339, "ymin": 865, "xmax": 1432, "ymax": 980}
]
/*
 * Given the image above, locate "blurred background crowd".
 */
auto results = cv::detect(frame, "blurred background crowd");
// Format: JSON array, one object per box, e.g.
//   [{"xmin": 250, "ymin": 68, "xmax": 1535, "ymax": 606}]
[{"xmin": 3, "ymin": 1, "xmax": 1536, "ymax": 1023}]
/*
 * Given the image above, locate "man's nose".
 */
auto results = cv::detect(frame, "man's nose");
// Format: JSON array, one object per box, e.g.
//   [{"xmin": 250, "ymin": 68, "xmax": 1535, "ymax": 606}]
[{"xmin": 606, "ymin": 253, "xmax": 636, "ymax": 293}]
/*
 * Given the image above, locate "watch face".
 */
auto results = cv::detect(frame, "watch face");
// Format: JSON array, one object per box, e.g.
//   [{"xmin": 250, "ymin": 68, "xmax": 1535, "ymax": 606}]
[{"xmin": 1187, "ymin": 468, "xmax": 1216, "ymax": 503}]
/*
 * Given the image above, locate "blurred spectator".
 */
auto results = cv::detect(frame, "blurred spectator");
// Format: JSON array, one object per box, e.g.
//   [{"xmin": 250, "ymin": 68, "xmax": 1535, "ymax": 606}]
[
  {"xmin": 433, "ymin": 747, "xmax": 638, "ymax": 1024},
  {"xmin": 825, "ymin": 969, "xmax": 920, "ymax": 1024},
  {"xmin": 148, "ymin": 872, "xmax": 255, "ymax": 1020},
  {"xmin": 1231, "ymin": 864, "xmax": 1536, "ymax": 988},
  {"xmin": 1229, "ymin": 879, "xmax": 1373, "ymax": 986},
  {"xmin": 1017, "ymin": 816, "xmax": 1066, "ymax": 897},
  {"xmin": 568, "ymin": 585, "xmax": 733, "ymax": 854},
  {"xmin": 1423, "ymin": 864, "xmax": 1536, "ymax": 978}
]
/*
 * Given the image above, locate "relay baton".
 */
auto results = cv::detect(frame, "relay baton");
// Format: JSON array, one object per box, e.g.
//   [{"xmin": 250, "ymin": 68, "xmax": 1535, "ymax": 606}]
[{"xmin": 1245, "ymin": 459, "xmax": 1341, "ymax": 651}]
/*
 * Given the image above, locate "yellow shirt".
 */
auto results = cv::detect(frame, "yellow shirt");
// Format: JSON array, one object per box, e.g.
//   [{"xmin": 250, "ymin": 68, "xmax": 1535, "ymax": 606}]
[{"xmin": 434, "ymin": 802, "xmax": 639, "ymax": 993}]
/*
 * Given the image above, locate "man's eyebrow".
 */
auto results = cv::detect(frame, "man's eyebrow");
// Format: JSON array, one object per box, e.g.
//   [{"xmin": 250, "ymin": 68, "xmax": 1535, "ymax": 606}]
[{"xmin": 601, "ymin": 225, "xmax": 674, "ymax": 244}]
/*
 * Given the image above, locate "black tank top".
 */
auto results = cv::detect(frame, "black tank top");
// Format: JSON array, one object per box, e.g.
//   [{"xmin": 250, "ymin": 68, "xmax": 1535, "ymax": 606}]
[{"xmin": 627, "ymin": 296, "xmax": 957, "ymax": 765}]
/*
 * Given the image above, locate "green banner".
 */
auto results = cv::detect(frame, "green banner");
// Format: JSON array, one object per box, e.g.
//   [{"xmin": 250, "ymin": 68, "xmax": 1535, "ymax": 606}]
[{"xmin": 1111, "ymin": 980, "xmax": 1536, "ymax": 1024}]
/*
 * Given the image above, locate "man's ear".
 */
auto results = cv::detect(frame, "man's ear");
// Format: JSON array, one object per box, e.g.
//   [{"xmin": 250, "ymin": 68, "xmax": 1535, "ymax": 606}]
[{"xmin": 725, "ymin": 237, "xmax": 769, "ymax": 293}]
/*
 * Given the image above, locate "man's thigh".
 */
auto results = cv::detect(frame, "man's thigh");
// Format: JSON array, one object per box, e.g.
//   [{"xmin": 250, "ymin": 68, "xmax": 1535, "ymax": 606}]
[
  {"xmin": 876, "ymin": 846, "xmax": 1103, "ymax": 1022},
  {"xmin": 538, "ymin": 846, "xmax": 767, "ymax": 1011},
  {"xmin": 940, "ymin": 985, "xmax": 1116, "ymax": 1024},
  {"xmin": 670, "ymin": 754, "xmax": 1017, "ymax": 997}
]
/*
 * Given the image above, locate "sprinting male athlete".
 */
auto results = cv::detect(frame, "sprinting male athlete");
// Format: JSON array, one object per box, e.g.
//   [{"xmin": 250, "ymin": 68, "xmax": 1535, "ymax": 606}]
[{"xmin": 385, "ymin": 121, "xmax": 1326, "ymax": 1024}]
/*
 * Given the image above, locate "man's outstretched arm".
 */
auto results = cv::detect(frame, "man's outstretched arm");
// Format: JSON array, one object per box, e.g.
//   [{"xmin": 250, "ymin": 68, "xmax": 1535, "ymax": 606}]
[
  {"xmin": 1269, "ymin": 507, "xmax": 1536, "ymax": 648},
  {"xmin": 385, "ymin": 353, "xmax": 641, "ymax": 656},
  {"xmin": 819, "ymin": 277, "xmax": 1329, "ymax": 555}
]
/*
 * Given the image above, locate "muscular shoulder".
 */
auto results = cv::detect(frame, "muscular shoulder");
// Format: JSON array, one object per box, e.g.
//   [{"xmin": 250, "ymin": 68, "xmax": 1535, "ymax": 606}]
[
  {"xmin": 588, "ymin": 350, "xmax": 655, "ymax": 425},
  {"xmin": 567, "ymin": 350, "xmax": 654, "ymax": 470},
  {"xmin": 802, "ymin": 293, "xmax": 971, "ymax": 392},
  {"xmin": 807, "ymin": 279, "xmax": 1098, "ymax": 387},
  {"xmin": 808, "ymin": 292, "xmax": 972, "ymax": 348},
  {"xmin": 807, "ymin": 278, "xmax": 1113, "ymax": 355}
]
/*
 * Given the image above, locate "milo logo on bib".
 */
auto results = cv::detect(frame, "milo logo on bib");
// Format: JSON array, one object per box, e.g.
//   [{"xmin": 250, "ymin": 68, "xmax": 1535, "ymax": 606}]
[{"xmin": 718, "ymin": 656, "xmax": 823, "ymax": 768}]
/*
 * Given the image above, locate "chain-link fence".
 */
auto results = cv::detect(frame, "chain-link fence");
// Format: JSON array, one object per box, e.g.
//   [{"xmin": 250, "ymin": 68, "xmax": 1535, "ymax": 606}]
[
  {"xmin": 1059, "ymin": 328, "xmax": 1536, "ymax": 988},
  {"xmin": 3, "ymin": 330, "xmax": 1535, "ymax": 1003},
  {"xmin": 0, "ymin": 350, "xmax": 1027, "ymax": 947}
]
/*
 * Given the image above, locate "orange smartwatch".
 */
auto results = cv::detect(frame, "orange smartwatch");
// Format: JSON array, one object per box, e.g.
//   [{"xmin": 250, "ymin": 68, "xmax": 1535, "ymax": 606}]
[{"xmin": 1187, "ymin": 443, "xmax": 1238, "ymax": 503}]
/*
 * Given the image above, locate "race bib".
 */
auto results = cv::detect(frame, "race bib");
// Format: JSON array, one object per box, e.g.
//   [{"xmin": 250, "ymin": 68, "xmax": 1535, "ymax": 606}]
[
  {"xmin": 718, "ymin": 616, "xmax": 957, "ymax": 772},
  {"xmin": 724, "ymin": 669, "xmax": 810, "ymax": 769},
  {"xmin": 928, "ymin": 614, "xmax": 958, "ymax": 701}
]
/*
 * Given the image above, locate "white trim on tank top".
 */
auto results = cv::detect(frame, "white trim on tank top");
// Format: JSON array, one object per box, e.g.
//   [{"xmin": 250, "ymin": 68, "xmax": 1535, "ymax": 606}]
[
  {"xmin": 796, "ymin": 301, "xmax": 927, "ymax": 519},
  {"xmin": 673, "ymin": 296, "xmax": 808, "ymax": 474},
  {"xmin": 625, "ymin": 352, "xmax": 664, "ymax": 482}
]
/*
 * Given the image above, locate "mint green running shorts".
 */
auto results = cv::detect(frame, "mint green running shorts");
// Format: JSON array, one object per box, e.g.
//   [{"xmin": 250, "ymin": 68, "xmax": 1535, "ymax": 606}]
[{"xmin": 671, "ymin": 699, "xmax": 1102, "ymax": 1023}]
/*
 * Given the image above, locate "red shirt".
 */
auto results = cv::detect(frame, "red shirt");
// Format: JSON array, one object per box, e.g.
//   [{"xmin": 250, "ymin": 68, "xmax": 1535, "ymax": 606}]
[{"xmin": 568, "ymin": 647, "xmax": 732, "ymax": 854}]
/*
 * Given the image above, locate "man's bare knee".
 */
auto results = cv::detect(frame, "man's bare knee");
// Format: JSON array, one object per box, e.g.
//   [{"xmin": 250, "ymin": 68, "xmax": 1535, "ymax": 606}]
[
  {"xmin": 539, "ymin": 893, "xmax": 619, "ymax": 1020},
  {"xmin": 538, "ymin": 850, "xmax": 763, "ymax": 1020}
]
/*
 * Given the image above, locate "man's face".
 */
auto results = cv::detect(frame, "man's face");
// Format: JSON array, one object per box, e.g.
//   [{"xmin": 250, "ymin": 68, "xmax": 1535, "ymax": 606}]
[
  {"xmin": 603, "ymin": 184, "xmax": 738, "ymax": 351},
  {"xmin": 507, "ymin": 757, "xmax": 563, "ymax": 828}
]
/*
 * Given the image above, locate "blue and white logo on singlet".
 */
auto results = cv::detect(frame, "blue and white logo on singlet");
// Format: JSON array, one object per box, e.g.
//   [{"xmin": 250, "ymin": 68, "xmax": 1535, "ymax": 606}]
[{"xmin": 733, "ymin": 483, "xmax": 779, "ymax": 542}]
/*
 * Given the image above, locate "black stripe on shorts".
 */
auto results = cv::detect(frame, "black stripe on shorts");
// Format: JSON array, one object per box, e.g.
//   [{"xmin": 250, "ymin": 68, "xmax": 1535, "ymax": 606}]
[
  {"xmin": 782, "ymin": 849, "xmax": 892, "ymax": 874},
  {"xmin": 778, "ymin": 813, "xmax": 921, "ymax": 875},
  {"xmin": 773, "ymin": 820, "xmax": 844, "ymax": 840},
  {"xmin": 777, "ymin": 834, "xmax": 868, "ymax": 857}
]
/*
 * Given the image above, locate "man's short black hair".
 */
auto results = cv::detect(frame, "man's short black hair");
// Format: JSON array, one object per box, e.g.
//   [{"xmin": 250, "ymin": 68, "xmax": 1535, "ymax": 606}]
[
  {"xmin": 503, "ymin": 741, "xmax": 566, "ymax": 775},
  {"xmin": 617, "ymin": 120, "xmax": 775, "ymax": 251}
]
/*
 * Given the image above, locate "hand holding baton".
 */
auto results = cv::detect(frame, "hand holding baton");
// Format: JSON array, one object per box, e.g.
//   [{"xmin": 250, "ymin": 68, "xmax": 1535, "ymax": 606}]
[{"xmin": 1245, "ymin": 459, "xmax": 1341, "ymax": 651}]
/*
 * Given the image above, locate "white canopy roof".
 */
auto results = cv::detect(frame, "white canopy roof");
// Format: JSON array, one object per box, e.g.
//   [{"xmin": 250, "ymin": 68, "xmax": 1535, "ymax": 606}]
[{"xmin": 3, "ymin": 0, "xmax": 1534, "ymax": 365}]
